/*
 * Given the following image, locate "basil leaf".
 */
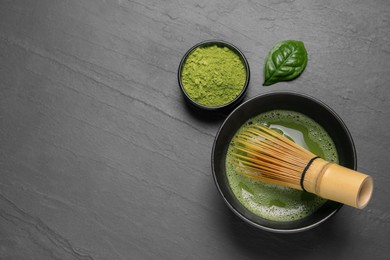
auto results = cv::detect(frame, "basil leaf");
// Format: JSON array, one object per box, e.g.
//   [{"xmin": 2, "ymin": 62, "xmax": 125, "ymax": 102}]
[{"xmin": 263, "ymin": 40, "xmax": 307, "ymax": 86}]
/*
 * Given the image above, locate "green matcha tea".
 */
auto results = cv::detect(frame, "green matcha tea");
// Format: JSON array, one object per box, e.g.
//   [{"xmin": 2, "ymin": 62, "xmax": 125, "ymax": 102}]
[{"xmin": 226, "ymin": 110, "xmax": 339, "ymax": 222}]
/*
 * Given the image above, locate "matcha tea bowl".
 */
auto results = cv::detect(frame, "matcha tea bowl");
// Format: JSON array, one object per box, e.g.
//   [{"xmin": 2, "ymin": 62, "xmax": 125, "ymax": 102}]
[
  {"xmin": 212, "ymin": 92, "xmax": 357, "ymax": 233},
  {"xmin": 178, "ymin": 40, "xmax": 250, "ymax": 112}
]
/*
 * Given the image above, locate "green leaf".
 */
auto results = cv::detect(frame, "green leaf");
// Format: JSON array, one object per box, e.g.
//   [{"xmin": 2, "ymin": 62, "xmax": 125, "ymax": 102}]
[{"xmin": 263, "ymin": 40, "xmax": 308, "ymax": 86}]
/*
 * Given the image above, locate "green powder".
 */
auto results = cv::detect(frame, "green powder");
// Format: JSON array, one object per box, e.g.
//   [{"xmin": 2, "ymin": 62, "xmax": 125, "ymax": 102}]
[{"xmin": 181, "ymin": 45, "xmax": 247, "ymax": 107}]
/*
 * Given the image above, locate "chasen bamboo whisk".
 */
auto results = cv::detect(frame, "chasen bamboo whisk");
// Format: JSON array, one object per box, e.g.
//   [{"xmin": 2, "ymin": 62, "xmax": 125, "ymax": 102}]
[{"xmin": 231, "ymin": 125, "xmax": 373, "ymax": 209}]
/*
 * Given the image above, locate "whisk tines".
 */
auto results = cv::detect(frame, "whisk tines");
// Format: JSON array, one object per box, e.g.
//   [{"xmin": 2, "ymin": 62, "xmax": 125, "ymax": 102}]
[{"xmin": 231, "ymin": 125, "xmax": 316, "ymax": 189}]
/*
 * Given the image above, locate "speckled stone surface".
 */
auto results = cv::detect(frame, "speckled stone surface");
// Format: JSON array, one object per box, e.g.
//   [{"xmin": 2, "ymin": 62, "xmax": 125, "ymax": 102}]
[{"xmin": 1, "ymin": 0, "xmax": 390, "ymax": 259}]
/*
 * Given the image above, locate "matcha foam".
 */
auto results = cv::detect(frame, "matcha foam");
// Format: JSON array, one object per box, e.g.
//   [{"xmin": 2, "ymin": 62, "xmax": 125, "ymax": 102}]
[{"xmin": 226, "ymin": 110, "xmax": 339, "ymax": 222}]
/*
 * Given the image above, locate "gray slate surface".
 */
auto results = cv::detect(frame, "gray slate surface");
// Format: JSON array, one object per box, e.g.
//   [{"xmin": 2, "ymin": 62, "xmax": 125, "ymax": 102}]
[{"xmin": 1, "ymin": 0, "xmax": 390, "ymax": 259}]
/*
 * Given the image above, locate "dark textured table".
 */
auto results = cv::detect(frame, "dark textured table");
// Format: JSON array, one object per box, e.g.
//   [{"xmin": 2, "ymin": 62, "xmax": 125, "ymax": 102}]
[{"xmin": 1, "ymin": 1, "xmax": 390, "ymax": 259}]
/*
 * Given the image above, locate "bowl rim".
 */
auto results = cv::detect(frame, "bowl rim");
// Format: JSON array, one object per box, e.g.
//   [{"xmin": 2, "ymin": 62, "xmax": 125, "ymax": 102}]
[
  {"xmin": 211, "ymin": 91, "xmax": 357, "ymax": 233},
  {"xmin": 177, "ymin": 39, "xmax": 250, "ymax": 111}
]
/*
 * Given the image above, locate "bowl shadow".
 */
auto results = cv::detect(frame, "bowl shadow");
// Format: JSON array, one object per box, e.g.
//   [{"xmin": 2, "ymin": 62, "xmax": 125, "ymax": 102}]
[
  {"xmin": 211, "ymin": 193, "xmax": 351, "ymax": 259},
  {"xmin": 181, "ymin": 96, "xmax": 232, "ymax": 123}
]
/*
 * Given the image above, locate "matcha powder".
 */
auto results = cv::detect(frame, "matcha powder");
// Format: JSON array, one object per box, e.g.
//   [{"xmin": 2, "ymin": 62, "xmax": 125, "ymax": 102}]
[{"xmin": 181, "ymin": 45, "xmax": 247, "ymax": 107}]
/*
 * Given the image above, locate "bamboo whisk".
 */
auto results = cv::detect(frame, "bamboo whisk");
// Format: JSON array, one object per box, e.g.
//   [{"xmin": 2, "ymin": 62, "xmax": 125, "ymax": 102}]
[{"xmin": 231, "ymin": 125, "xmax": 373, "ymax": 209}]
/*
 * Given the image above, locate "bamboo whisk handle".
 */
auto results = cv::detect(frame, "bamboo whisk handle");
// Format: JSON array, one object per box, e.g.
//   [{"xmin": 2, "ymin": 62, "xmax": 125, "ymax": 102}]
[{"xmin": 304, "ymin": 158, "xmax": 373, "ymax": 209}]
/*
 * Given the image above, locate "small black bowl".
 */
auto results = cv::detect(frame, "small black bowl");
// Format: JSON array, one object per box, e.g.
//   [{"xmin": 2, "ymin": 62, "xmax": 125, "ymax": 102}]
[
  {"xmin": 212, "ymin": 92, "xmax": 357, "ymax": 233},
  {"xmin": 178, "ymin": 40, "xmax": 250, "ymax": 112}
]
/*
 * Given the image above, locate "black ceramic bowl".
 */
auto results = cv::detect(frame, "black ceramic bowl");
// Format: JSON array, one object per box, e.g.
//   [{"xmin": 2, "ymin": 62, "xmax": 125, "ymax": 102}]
[
  {"xmin": 212, "ymin": 92, "xmax": 357, "ymax": 233},
  {"xmin": 178, "ymin": 40, "xmax": 250, "ymax": 112}
]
